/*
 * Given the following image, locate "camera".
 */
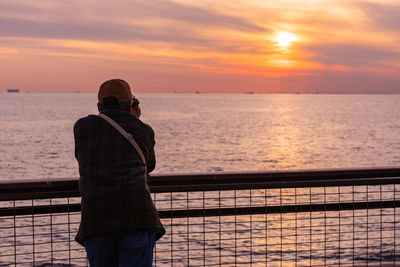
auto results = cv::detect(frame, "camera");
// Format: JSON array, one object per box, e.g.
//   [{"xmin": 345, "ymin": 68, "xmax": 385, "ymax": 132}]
[{"xmin": 131, "ymin": 96, "xmax": 140, "ymax": 107}]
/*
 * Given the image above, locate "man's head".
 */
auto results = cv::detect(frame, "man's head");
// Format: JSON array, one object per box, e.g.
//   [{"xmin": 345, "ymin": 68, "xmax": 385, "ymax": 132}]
[
  {"xmin": 97, "ymin": 79, "xmax": 141, "ymax": 117},
  {"xmin": 98, "ymin": 79, "xmax": 132, "ymax": 105}
]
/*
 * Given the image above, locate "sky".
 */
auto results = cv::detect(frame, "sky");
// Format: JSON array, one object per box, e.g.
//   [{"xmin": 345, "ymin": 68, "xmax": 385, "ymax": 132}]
[{"xmin": 1, "ymin": 0, "xmax": 400, "ymax": 93}]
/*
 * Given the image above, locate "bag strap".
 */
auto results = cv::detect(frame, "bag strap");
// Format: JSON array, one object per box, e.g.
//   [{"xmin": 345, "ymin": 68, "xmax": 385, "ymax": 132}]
[{"xmin": 98, "ymin": 113, "xmax": 147, "ymax": 171}]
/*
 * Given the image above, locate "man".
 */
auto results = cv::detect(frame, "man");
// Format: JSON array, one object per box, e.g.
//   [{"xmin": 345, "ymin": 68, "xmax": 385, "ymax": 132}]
[{"xmin": 74, "ymin": 79, "xmax": 165, "ymax": 267}]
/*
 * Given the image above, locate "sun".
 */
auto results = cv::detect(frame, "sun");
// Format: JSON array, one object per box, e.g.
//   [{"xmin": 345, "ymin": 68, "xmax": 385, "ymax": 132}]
[{"xmin": 275, "ymin": 32, "xmax": 297, "ymax": 47}]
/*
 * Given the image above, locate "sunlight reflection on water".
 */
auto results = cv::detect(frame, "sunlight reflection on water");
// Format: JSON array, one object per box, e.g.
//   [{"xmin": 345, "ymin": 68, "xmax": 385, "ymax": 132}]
[{"xmin": 1, "ymin": 92, "xmax": 400, "ymax": 180}]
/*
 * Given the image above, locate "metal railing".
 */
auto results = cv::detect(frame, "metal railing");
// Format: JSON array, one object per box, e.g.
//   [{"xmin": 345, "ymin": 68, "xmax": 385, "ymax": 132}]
[{"xmin": 1, "ymin": 168, "xmax": 400, "ymax": 266}]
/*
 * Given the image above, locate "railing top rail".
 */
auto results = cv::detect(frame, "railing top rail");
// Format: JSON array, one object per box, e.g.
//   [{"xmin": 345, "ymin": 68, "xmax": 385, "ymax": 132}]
[{"xmin": 1, "ymin": 167, "xmax": 400, "ymax": 200}]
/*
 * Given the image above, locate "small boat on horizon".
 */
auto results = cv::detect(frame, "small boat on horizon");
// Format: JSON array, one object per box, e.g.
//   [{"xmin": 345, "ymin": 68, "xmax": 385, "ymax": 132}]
[{"xmin": 7, "ymin": 89, "xmax": 20, "ymax": 93}]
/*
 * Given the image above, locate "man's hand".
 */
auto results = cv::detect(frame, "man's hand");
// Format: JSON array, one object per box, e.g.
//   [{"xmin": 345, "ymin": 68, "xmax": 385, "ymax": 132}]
[{"xmin": 131, "ymin": 105, "xmax": 141, "ymax": 118}]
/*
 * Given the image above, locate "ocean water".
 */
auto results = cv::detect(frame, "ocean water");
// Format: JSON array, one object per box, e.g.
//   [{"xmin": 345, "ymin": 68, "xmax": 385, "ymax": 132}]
[
  {"xmin": 1, "ymin": 92, "xmax": 400, "ymax": 266},
  {"xmin": 0, "ymin": 92, "xmax": 400, "ymax": 180}
]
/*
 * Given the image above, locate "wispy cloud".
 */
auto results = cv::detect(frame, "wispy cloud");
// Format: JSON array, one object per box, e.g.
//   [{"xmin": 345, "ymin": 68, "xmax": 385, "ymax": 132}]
[
  {"xmin": 0, "ymin": 0, "xmax": 268, "ymax": 40},
  {"xmin": 301, "ymin": 43, "xmax": 400, "ymax": 68},
  {"xmin": 355, "ymin": 1, "xmax": 400, "ymax": 32},
  {"xmin": 0, "ymin": 0, "xmax": 271, "ymax": 57}
]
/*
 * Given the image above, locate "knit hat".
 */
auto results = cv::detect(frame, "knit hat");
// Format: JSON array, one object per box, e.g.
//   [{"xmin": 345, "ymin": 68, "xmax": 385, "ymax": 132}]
[{"xmin": 98, "ymin": 79, "xmax": 132, "ymax": 104}]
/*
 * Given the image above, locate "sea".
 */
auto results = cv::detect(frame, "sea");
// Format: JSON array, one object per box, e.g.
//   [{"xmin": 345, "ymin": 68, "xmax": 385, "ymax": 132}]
[
  {"xmin": 1, "ymin": 92, "xmax": 400, "ymax": 180},
  {"xmin": 1, "ymin": 92, "xmax": 400, "ymax": 266}
]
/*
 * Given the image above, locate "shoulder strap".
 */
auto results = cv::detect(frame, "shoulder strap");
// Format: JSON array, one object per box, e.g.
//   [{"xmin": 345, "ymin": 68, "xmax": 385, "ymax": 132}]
[{"xmin": 98, "ymin": 113, "xmax": 147, "ymax": 169}]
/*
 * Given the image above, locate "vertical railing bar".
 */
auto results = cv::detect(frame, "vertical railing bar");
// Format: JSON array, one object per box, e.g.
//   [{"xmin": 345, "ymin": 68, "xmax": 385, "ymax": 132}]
[
  {"xmin": 250, "ymin": 189, "xmax": 252, "ymax": 265},
  {"xmin": 32, "ymin": 199, "xmax": 35, "ymax": 266},
  {"xmin": 202, "ymin": 191, "xmax": 205, "ymax": 267},
  {"xmin": 280, "ymin": 188, "xmax": 283, "ymax": 266},
  {"xmin": 186, "ymin": 191, "xmax": 190, "ymax": 267},
  {"xmin": 352, "ymin": 185, "xmax": 355, "ymax": 267},
  {"xmin": 339, "ymin": 186, "xmax": 341, "ymax": 266},
  {"xmin": 309, "ymin": 187, "xmax": 312, "ymax": 267},
  {"xmin": 380, "ymin": 184, "xmax": 382, "ymax": 266},
  {"xmin": 265, "ymin": 188, "xmax": 268, "ymax": 267},
  {"xmin": 324, "ymin": 186, "xmax": 327, "ymax": 267},
  {"xmin": 170, "ymin": 192, "xmax": 173, "ymax": 266},
  {"xmin": 13, "ymin": 200, "xmax": 17, "ymax": 267},
  {"xmin": 366, "ymin": 185, "xmax": 369, "ymax": 266},
  {"xmin": 154, "ymin": 193, "xmax": 157, "ymax": 267},
  {"xmin": 295, "ymin": 187, "xmax": 298, "ymax": 267},
  {"xmin": 218, "ymin": 190, "xmax": 221, "ymax": 266},
  {"xmin": 234, "ymin": 189, "xmax": 237, "ymax": 266},
  {"xmin": 67, "ymin": 197, "xmax": 71, "ymax": 265},
  {"xmin": 50, "ymin": 197, "xmax": 54, "ymax": 265},
  {"xmin": 394, "ymin": 184, "xmax": 397, "ymax": 266}
]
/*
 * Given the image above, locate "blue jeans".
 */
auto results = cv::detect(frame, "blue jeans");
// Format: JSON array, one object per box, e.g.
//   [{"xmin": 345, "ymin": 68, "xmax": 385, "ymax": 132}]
[{"xmin": 84, "ymin": 231, "xmax": 156, "ymax": 267}]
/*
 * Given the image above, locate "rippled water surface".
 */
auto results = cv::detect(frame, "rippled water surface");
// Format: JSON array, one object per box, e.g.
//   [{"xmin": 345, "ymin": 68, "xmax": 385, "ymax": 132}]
[
  {"xmin": 1, "ymin": 92, "xmax": 400, "ymax": 180},
  {"xmin": 1, "ymin": 92, "xmax": 400, "ymax": 266}
]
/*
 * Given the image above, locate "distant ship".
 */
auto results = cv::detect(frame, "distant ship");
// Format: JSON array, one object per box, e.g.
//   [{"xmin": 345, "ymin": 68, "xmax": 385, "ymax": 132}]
[
  {"xmin": 7, "ymin": 89, "xmax": 20, "ymax": 93},
  {"xmin": 244, "ymin": 91, "xmax": 254, "ymax": 94},
  {"xmin": 195, "ymin": 91, "xmax": 201, "ymax": 94}
]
